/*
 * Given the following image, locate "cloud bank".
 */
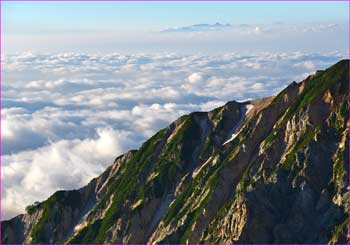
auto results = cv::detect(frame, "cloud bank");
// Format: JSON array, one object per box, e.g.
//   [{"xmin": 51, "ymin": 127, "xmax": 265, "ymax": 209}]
[{"xmin": 1, "ymin": 51, "xmax": 346, "ymax": 219}]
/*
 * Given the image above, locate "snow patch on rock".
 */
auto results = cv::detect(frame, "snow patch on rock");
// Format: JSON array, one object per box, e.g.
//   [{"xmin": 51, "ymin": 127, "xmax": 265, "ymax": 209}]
[{"xmin": 223, "ymin": 104, "xmax": 254, "ymax": 145}]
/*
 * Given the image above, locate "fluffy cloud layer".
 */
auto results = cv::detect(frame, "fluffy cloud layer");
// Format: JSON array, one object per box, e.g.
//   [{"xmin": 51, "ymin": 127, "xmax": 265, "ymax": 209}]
[{"xmin": 1, "ymin": 51, "xmax": 346, "ymax": 219}]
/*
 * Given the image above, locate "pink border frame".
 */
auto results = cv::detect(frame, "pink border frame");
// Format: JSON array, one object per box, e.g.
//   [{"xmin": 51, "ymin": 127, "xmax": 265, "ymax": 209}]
[{"xmin": 0, "ymin": 0, "xmax": 349, "ymax": 245}]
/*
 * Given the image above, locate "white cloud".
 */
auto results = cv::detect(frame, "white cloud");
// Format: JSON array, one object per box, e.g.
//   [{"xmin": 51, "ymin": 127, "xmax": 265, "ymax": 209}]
[
  {"xmin": 293, "ymin": 60, "xmax": 316, "ymax": 70},
  {"xmin": 250, "ymin": 82, "xmax": 265, "ymax": 91},
  {"xmin": 188, "ymin": 72, "xmax": 203, "ymax": 84},
  {"xmin": 2, "ymin": 127, "xmax": 136, "ymax": 219},
  {"xmin": 1, "ymin": 51, "xmax": 346, "ymax": 220}
]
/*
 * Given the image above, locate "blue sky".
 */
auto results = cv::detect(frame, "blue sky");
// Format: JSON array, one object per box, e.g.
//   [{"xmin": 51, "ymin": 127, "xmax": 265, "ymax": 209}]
[
  {"xmin": 3, "ymin": 2, "xmax": 349, "ymax": 53},
  {"xmin": 4, "ymin": 2, "xmax": 347, "ymax": 29}
]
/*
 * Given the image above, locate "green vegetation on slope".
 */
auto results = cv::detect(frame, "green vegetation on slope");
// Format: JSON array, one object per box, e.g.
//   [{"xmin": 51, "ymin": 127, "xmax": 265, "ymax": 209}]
[{"xmin": 30, "ymin": 190, "xmax": 82, "ymax": 243}]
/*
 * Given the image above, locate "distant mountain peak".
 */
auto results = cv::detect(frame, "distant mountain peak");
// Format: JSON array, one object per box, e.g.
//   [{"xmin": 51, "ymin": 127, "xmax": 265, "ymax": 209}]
[{"xmin": 161, "ymin": 22, "xmax": 233, "ymax": 32}]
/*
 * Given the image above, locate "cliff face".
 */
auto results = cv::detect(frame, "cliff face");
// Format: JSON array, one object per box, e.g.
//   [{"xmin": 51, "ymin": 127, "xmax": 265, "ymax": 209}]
[{"xmin": 2, "ymin": 60, "xmax": 349, "ymax": 244}]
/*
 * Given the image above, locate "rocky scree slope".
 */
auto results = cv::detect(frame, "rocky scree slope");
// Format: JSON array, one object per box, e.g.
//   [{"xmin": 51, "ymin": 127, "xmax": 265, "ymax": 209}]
[{"xmin": 2, "ymin": 59, "xmax": 350, "ymax": 244}]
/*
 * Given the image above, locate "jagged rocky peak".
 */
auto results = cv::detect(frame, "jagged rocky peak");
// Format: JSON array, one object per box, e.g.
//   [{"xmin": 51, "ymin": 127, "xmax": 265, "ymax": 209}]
[{"xmin": 2, "ymin": 59, "xmax": 349, "ymax": 244}]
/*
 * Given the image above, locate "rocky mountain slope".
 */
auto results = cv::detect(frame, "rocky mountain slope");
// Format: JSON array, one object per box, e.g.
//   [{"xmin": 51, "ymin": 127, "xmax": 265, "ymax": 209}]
[{"xmin": 2, "ymin": 60, "xmax": 349, "ymax": 244}]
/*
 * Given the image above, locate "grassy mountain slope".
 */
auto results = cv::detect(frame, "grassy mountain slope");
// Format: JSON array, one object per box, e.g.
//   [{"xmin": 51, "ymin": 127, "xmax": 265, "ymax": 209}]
[{"xmin": 2, "ymin": 59, "xmax": 349, "ymax": 244}]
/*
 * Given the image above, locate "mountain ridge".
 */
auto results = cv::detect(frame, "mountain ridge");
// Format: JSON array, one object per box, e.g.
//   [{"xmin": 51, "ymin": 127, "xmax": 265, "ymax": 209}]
[{"xmin": 2, "ymin": 59, "xmax": 349, "ymax": 244}]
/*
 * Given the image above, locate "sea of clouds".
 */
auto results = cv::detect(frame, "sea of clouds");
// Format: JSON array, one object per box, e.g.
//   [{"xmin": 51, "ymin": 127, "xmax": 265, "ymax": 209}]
[{"xmin": 1, "ymin": 51, "xmax": 346, "ymax": 219}]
